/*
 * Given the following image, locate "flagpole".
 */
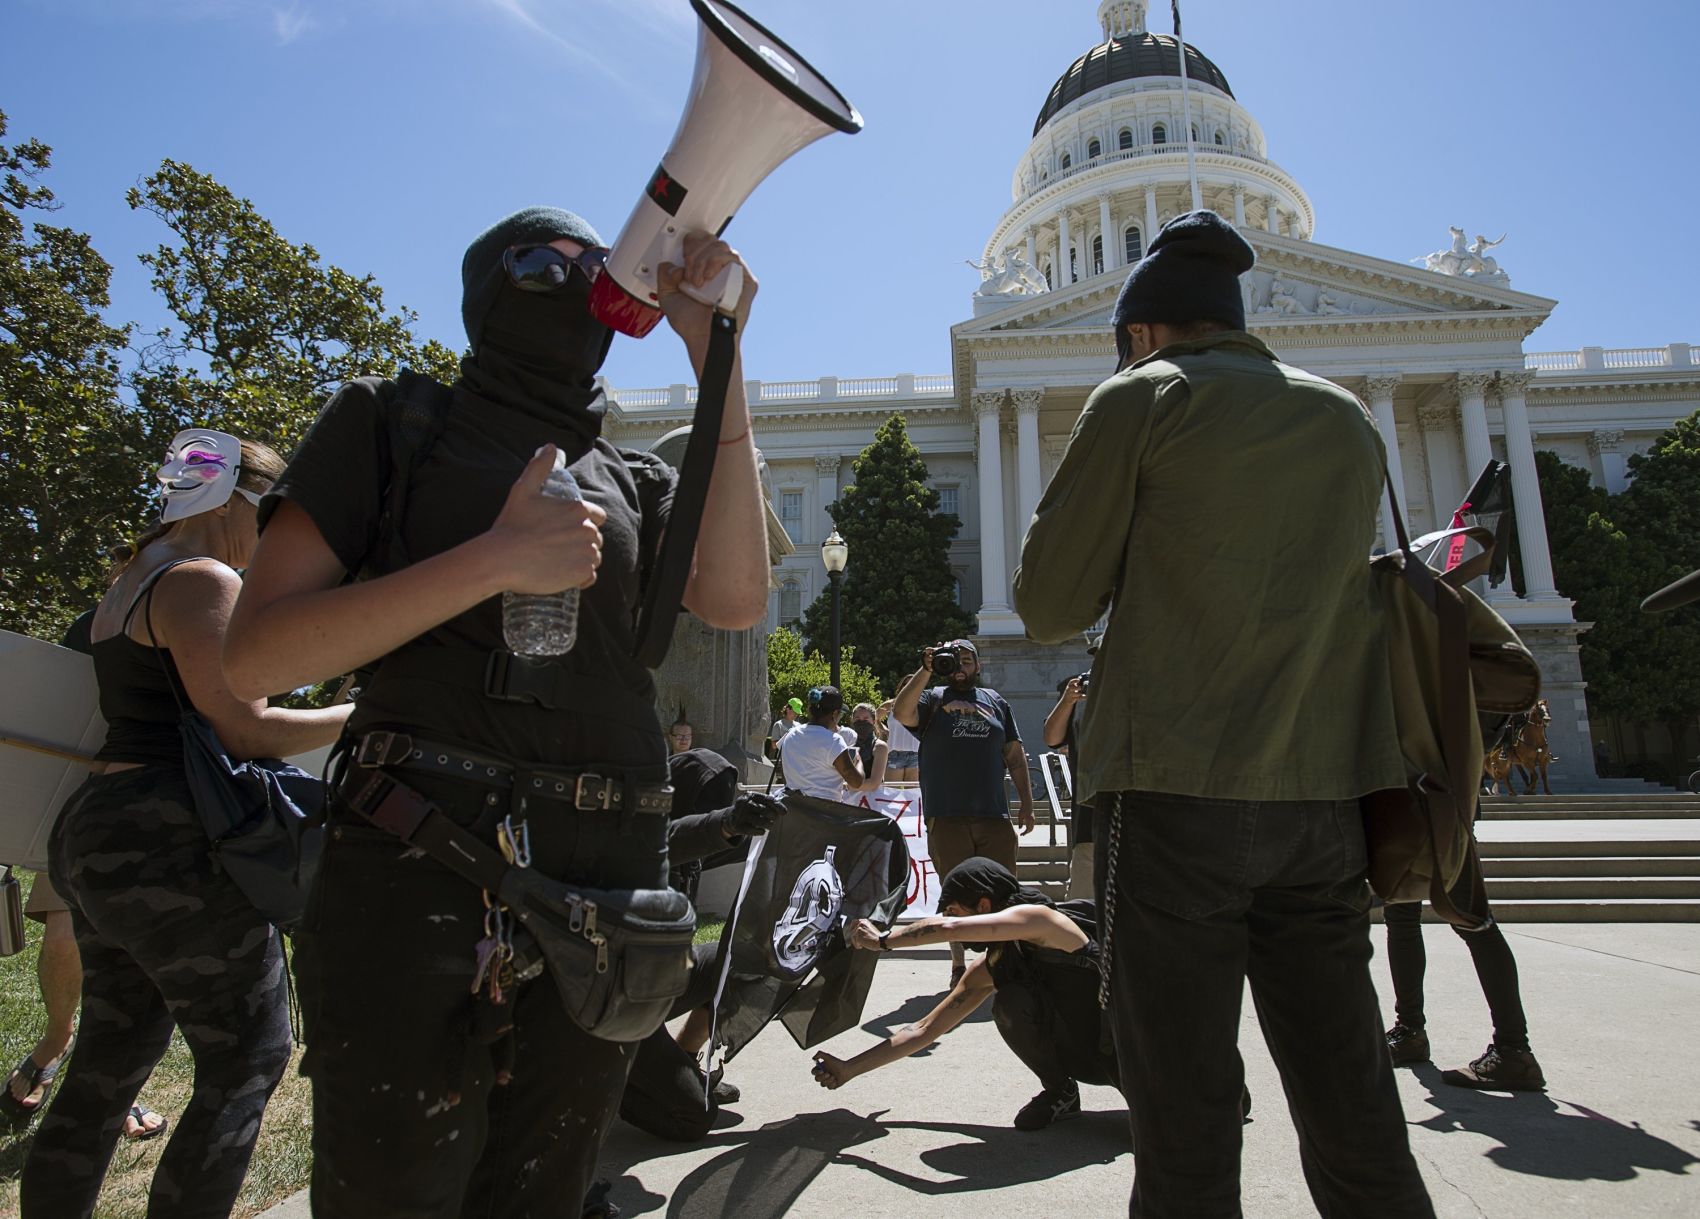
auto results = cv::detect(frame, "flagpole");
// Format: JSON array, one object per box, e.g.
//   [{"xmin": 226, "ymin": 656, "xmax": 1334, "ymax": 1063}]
[{"xmin": 1173, "ymin": 1, "xmax": 1202, "ymax": 211}]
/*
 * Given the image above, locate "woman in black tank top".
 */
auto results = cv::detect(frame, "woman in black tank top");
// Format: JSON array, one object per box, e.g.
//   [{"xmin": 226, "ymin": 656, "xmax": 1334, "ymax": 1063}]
[
  {"xmin": 22, "ymin": 431, "xmax": 351, "ymax": 1219},
  {"xmin": 810, "ymin": 857, "xmax": 1124, "ymax": 1132}
]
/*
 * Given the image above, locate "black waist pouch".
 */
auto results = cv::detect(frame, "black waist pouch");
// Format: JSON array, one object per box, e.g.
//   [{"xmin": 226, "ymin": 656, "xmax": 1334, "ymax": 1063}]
[{"xmin": 501, "ymin": 867, "xmax": 695, "ymax": 1043}]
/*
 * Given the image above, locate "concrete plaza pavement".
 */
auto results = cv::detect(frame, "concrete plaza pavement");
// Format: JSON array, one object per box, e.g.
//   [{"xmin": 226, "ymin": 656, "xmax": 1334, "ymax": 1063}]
[{"xmin": 262, "ymin": 922, "xmax": 1700, "ymax": 1217}]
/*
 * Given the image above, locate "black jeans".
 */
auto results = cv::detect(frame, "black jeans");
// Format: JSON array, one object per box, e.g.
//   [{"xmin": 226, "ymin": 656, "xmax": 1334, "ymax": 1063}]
[
  {"xmin": 619, "ymin": 941, "xmax": 724, "ymax": 1143},
  {"xmin": 1101, "ymin": 792, "xmax": 1434, "ymax": 1219},
  {"xmin": 296, "ymin": 774, "xmax": 668, "ymax": 1219},
  {"xmin": 27, "ymin": 766, "xmax": 292, "ymax": 1219},
  {"xmin": 1382, "ymin": 879, "xmax": 1530, "ymax": 1051},
  {"xmin": 992, "ymin": 974, "xmax": 1119, "ymax": 1094}
]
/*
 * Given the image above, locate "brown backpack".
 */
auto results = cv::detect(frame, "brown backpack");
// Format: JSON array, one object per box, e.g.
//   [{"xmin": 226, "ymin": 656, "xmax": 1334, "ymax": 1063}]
[{"xmin": 1361, "ymin": 488, "xmax": 1542, "ymax": 928}]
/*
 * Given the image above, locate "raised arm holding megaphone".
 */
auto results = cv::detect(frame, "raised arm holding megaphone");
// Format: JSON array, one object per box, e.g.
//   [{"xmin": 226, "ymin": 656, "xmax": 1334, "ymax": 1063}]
[{"xmin": 594, "ymin": 0, "xmax": 862, "ymax": 667}]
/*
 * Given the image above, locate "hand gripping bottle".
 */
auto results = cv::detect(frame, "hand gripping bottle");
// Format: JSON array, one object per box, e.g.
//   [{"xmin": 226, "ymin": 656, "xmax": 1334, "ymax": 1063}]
[{"xmin": 502, "ymin": 451, "xmax": 582, "ymax": 657}]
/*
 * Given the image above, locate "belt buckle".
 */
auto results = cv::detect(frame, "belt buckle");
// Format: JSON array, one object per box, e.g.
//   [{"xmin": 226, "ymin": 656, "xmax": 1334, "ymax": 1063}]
[
  {"xmin": 574, "ymin": 773, "xmax": 614, "ymax": 812},
  {"xmin": 356, "ymin": 731, "xmax": 409, "ymax": 769}
]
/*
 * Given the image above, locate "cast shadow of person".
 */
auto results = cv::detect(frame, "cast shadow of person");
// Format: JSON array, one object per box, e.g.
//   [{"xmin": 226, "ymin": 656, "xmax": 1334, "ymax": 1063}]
[
  {"xmin": 859, "ymin": 988, "xmax": 993, "ymax": 1054},
  {"xmin": 1410, "ymin": 1064, "xmax": 1699, "ymax": 1182},
  {"xmin": 605, "ymin": 1105, "xmax": 1128, "ymax": 1218}
]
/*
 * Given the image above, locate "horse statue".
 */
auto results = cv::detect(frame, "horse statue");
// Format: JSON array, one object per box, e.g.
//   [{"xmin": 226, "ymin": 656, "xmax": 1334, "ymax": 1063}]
[
  {"xmin": 1414, "ymin": 226, "xmax": 1471, "ymax": 276},
  {"xmin": 1466, "ymin": 233, "xmax": 1508, "ymax": 282},
  {"xmin": 1482, "ymin": 700, "xmax": 1557, "ymax": 796},
  {"xmin": 968, "ymin": 252, "xmax": 1046, "ymax": 298},
  {"xmin": 1413, "ymin": 227, "xmax": 1510, "ymax": 285}
]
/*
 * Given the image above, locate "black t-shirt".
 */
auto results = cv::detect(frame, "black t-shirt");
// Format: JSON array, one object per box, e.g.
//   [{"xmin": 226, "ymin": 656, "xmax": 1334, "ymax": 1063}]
[
  {"xmin": 913, "ymin": 685, "xmax": 1020, "ymax": 819},
  {"xmin": 1063, "ymin": 707, "xmax": 1093, "ymax": 845},
  {"xmin": 260, "ymin": 377, "xmax": 676, "ymax": 768}
]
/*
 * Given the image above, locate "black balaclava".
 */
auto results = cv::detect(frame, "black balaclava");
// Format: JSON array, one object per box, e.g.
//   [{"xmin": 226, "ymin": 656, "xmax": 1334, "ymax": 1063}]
[{"xmin": 457, "ymin": 207, "xmax": 615, "ymax": 456}]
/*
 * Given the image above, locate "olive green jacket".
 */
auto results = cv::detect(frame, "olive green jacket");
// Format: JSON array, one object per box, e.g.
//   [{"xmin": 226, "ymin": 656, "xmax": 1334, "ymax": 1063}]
[{"xmin": 1013, "ymin": 331, "xmax": 1403, "ymax": 804}]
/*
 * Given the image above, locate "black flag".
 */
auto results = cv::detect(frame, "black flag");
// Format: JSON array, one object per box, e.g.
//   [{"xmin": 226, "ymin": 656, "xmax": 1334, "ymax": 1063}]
[{"xmin": 712, "ymin": 792, "xmax": 909, "ymax": 1061}]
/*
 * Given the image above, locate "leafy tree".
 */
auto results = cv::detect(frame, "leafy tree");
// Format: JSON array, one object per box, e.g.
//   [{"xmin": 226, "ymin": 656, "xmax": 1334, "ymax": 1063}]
[
  {"xmin": 766, "ymin": 627, "xmax": 881, "ymax": 717},
  {"xmin": 799, "ymin": 414, "xmax": 974, "ymax": 689},
  {"xmin": 0, "ymin": 112, "xmax": 158, "ymax": 638},
  {"xmin": 126, "ymin": 160, "xmax": 460, "ymax": 452},
  {"xmin": 1533, "ymin": 437, "xmax": 1700, "ymax": 726}
]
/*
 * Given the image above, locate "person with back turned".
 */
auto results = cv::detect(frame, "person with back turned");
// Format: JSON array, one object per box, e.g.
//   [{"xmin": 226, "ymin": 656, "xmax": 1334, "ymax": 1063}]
[{"xmin": 1014, "ymin": 211, "xmax": 1434, "ymax": 1218}]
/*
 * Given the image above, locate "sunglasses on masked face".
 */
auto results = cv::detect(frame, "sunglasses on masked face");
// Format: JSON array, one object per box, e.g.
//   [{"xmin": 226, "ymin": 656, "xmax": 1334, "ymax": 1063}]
[{"xmin": 503, "ymin": 244, "xmax": 610, "ymax": 294}]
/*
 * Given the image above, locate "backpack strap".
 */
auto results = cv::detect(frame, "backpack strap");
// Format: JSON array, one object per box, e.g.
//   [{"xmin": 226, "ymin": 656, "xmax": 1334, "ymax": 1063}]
[{"xmin": 361, "ymin": 370, "xmax": 455, "ymax": 581}]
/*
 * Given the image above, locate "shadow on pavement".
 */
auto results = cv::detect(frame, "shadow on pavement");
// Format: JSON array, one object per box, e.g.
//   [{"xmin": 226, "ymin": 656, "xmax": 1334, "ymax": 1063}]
[
  {"xmin": 604, "ymin": 1106, "xmax": 1130, "ymax": 1217},
  {"xmin": 606, "ymin": 1107, "xmax": 890, "ymax": 1218},
  {"xmin": 1410, "ymin": 1064, "xmax": 1700, "ymax": 1182},
  {"xmin": 860, "ymin": 990, "xmax": 992, "ymax": 1042},
  {"xmin": 840, "ymin": 1112, "xmax": 1130, "ymax": 1193}
]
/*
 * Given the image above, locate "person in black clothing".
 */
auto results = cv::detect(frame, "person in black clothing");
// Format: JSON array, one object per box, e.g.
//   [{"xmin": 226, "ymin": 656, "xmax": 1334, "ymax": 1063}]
[
  {"xmin": 1042, "ymin": 655, "xmax": 1095, "ymax": 899},
  {"xmin": 222, "ymin": 210, "xmax": 769, "ymax": 1217},
  {"xmin": 810, "ymin": 857, "xmax": 1120, "ymax": 1131},
  {"xmin": 619, "ymin": 748, "xmax": 782, "ymax": 1143}
]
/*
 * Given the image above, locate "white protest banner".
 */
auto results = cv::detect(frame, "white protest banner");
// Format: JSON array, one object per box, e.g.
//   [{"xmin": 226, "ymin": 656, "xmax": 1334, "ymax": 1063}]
[{"xmin": 846, "ymin": 783, "xmax": 938, "ymax": 918}]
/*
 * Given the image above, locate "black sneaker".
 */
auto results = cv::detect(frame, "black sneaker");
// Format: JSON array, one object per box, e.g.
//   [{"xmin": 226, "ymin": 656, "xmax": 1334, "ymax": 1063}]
[
  {"xmin": 1013, "ymin": 1083, "xmax": 1080, "ymax": 1131},
  {"xmin": 709, "ymin": 1069, "xmax": 741, "ymax": 1105},
  {"xmin": 1441, "ymin": 1044, "xmax": 1545, "ymax": 1091},
  {"xmin": 1385, "ymin": 1023, "xmax": 1431, "ymax": 1066}
]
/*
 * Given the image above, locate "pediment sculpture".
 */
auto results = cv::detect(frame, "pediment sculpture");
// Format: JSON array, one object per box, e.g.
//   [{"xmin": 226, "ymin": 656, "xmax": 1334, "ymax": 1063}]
[
  {"xmin": 1413, "ymin": 226, "xmax": 1510, "ymax": 287},
  {"xmin": 969, "ymin": 251, "xmax": 1049, "ymax": 297}
]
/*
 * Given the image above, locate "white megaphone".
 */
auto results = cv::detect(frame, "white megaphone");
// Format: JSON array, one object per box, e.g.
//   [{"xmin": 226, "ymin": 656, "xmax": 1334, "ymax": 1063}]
[{"xmin": 588, "ymin": 0, "xmax": 863, "ymax": 338}]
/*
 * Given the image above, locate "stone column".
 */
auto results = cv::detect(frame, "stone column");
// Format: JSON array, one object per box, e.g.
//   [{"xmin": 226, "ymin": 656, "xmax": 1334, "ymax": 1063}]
[
  {"xmin": 1364, "ymin": 374, "xmax": 1405, "ymax": 545},
  {"xmin": 1589, "ymin": 428, "xmax": 1629, "ymax": 494},
  {"xmin": 1417, "ymin": 399, "xmax": 1463, "ymax": 533},
  {"xmin": 1057, "ymin": 209, "xmax": 1073, "ymax": 285},
  {"xmin": 1026, "ymin": 226, "xmax": 1039, "ymax": 275},
  {"xmin": 1050, "ymin": 231, "xmax": 1062, "ymax": 289},
  {"xmin": 1455, "ymin": 372, "xmax": 1495, "ymax": 483},
  {"xmin": 1231, "ymin": 183, "xmax": 1247, "ymax": 227},
  {"xmin": 1098, "ymin": 195, "xmax": 1117, "ymax": 272},
  {"xmin": 814, "ymin": 453, "xmax": 839, "ymax": 544},
  {"xmin": 972, "ymin": 390, "xmax": 1012, "ymax": 616},
  {"xmin": 1265, "ymin": 195, "xmax": 1279, "ymax": 233},
  {"xmin": 1012, "ymin": 388, "xmax": 1045, "ymax": 531},
  {"xmin": 1497, "ymin": 370, "xmax": 1558, "ymax": 597},
  {"xmin": 1144, "ymin": 187, "xmax": 1159, "ymax": 242}
]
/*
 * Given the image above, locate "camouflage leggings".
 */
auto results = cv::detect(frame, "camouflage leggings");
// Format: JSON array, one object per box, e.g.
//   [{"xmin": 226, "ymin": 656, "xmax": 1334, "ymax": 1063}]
[{"xmin": 24, "ymin": 764, "xmax": 292, "ymax": 1219}]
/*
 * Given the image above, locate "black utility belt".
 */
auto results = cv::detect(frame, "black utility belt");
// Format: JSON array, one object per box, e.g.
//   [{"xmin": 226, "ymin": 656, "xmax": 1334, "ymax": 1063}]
[{"xmin": 351, "ymin": 731, "xmax": 671, "ymax": 815}]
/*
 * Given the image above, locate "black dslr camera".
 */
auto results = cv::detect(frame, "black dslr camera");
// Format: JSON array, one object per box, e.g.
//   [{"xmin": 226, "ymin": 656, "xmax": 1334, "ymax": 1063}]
[
  {"xmin": 1077, "ymin": 671, "xmax": 1092, "ymax": 692},
  {"xmin": 930, "ymin": 645, "xmax": 961, "ymax": 677}
]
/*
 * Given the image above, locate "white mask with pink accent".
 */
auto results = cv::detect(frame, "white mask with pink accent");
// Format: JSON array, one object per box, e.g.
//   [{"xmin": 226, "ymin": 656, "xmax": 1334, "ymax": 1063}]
[{"xmin": 156, "ymin": 428, "xmax": 260, "ymax": 523}]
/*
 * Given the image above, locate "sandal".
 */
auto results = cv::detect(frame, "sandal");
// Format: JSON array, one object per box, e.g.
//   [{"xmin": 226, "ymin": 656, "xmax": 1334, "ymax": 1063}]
[
  {"xmin": 1, "ymin": 1053, "xmax": 63, "ymax": 1129},
  {"xmin": 124, "ymin": 1104, "xmax": 168, "ymax": 1141}
]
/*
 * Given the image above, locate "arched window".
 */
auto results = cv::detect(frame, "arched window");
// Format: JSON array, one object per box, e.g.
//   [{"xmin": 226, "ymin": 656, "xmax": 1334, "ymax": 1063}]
[
  {"xmin": 1190, "ymin": 123, "xmax": 1198, "ymax": 142},
  {"xmin": 1088, "ymin": 137, "xmax": 1102, "ymax": 159},
  {"xmin": 1118, "ymin": 128, "xmax": 1134, "ymax": 151},
  {"xmin": 779, "ymin": 580, "xmax": 802, "ymax": 626},
  {"xmin": 1124, "ymin": 225, "xmax": 1144, "ymax": 264},
  {"xmin": 1069, "ymin": 247, "xmax": 1078, "ymax": 281},
  {"xmin": 1092, "ymin": 235, "xmax": 1104, "ymax": 276},
  {"xmin": 1213, "ymin": 130, "xmax": 1225, "ymax": 146},
  {"xmin": 1062, "ymin": 152, "xmax": 1073, "ymax": 171},
  {"xmin": 1152, "ymin": 123, "xmax": 1166, "ymax": 145}
]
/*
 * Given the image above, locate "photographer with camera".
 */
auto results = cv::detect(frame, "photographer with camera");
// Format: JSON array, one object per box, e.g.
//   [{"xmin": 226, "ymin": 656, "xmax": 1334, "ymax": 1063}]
[
  {"xmin": 1043, "ymin": 656, "xmax": 1095, "ymax": 900},
  {"xmin": 894, "ymin": 639, "xmax": 1034, "ymax": 987}
]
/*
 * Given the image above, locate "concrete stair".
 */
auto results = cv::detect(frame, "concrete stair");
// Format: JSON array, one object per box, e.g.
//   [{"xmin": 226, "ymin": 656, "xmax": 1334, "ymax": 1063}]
[{"xmin": 1016, "ymin": 796, "xmax": 1700, "ymax": 921}]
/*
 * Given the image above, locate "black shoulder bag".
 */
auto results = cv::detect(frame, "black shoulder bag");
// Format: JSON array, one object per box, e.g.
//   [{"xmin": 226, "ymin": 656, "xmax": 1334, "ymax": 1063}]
[{"xmin": 137, "ymin": 559, "xmax": 326, "ymax": 930}]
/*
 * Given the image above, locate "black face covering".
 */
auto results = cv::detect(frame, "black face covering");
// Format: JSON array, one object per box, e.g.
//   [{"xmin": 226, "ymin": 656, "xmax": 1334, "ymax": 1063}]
[{"xmin": 456, "ymin": 275, "xmax": 617, "ymax": 457}]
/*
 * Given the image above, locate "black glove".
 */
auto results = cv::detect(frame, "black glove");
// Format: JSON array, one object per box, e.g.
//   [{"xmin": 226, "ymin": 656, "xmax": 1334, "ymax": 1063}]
[{"xmin": 724, "ymin": 792, "xmax": 785, "ymax": 837}]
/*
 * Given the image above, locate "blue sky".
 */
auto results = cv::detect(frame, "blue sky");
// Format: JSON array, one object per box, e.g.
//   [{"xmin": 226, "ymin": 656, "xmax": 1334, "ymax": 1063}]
[{"xmin": 5, "ymin": 0, "xmax": 1697, "ymax": 391}]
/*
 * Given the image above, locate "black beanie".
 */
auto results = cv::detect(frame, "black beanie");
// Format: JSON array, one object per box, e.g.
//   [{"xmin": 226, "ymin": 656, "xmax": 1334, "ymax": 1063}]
[
  {"xmin": 1111, "ymin": 209, "xmax": 1255, "ymax": 334},
  {"xmin": 461, "ymin": 206, "xmax": 604, "ymax": 350}
]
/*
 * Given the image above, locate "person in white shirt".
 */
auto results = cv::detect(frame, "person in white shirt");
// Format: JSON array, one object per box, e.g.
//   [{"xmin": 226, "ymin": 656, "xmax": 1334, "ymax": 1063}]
[
  {"xmin": 880, "ymin": 698, "xmax": 920, "ymax": 781},
  {"xmin": 780, "ymin": 686, "xmax": 887, "ymax": 803}
]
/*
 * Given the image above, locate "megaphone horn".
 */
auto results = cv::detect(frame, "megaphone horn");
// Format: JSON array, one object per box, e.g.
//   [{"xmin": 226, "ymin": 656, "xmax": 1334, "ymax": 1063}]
[{"xmin": 589, "ymin": 0, "xmax": 863, "ymax": 338}]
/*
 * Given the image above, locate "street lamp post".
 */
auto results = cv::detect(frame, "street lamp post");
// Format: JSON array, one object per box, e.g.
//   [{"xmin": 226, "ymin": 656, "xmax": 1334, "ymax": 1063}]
[{"xmin": 821, "ymin": 529, "xmax": 849, "ymax": 688}]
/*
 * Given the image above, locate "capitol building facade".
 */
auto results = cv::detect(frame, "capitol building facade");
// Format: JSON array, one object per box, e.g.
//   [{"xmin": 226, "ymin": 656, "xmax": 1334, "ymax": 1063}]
[{"xmin": 607, "ymin": 0, "xmax": 1699, "ymax": 784}]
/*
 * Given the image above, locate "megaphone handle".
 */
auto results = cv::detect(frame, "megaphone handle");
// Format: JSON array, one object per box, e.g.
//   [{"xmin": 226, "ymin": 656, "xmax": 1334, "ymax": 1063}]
[{"xmin": 679, "ymin": 263, "xmax": 744, "ymax": 315}]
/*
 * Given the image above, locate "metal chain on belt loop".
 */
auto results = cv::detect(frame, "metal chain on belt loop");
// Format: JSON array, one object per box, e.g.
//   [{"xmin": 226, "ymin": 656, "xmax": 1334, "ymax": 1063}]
[{"xmin": 1098, "ymin": 791, "xmax": 1122, "ymax": 1011}]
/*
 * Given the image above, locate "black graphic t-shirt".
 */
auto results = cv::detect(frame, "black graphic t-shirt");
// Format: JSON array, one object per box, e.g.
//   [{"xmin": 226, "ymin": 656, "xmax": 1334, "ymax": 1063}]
[{"xmin": 913, "ymin": 685, "xmax": 1020, "ymax": 819}]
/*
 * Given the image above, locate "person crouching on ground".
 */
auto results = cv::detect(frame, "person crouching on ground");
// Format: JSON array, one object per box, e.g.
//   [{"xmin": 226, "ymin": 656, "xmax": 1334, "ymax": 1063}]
[
  {"xmin": 810, "ymin": 857, "xmax": 1119, "ymax": 1131},
  {"xmin": 221, "ymin": 209, "xmax": 769, "ymax": 1217}
]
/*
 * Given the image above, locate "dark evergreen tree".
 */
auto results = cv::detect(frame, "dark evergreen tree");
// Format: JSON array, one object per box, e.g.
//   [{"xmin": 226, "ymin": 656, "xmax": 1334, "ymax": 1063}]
[{"xmin": 800, "ymin": 413, "xmax": 974, "ymax": 690}]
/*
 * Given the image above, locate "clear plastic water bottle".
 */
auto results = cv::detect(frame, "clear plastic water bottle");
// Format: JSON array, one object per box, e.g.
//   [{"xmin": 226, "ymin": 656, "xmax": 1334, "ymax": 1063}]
[{"xmin": 502, "ymin": 451, "xmax": 582, "ymax": 657}]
